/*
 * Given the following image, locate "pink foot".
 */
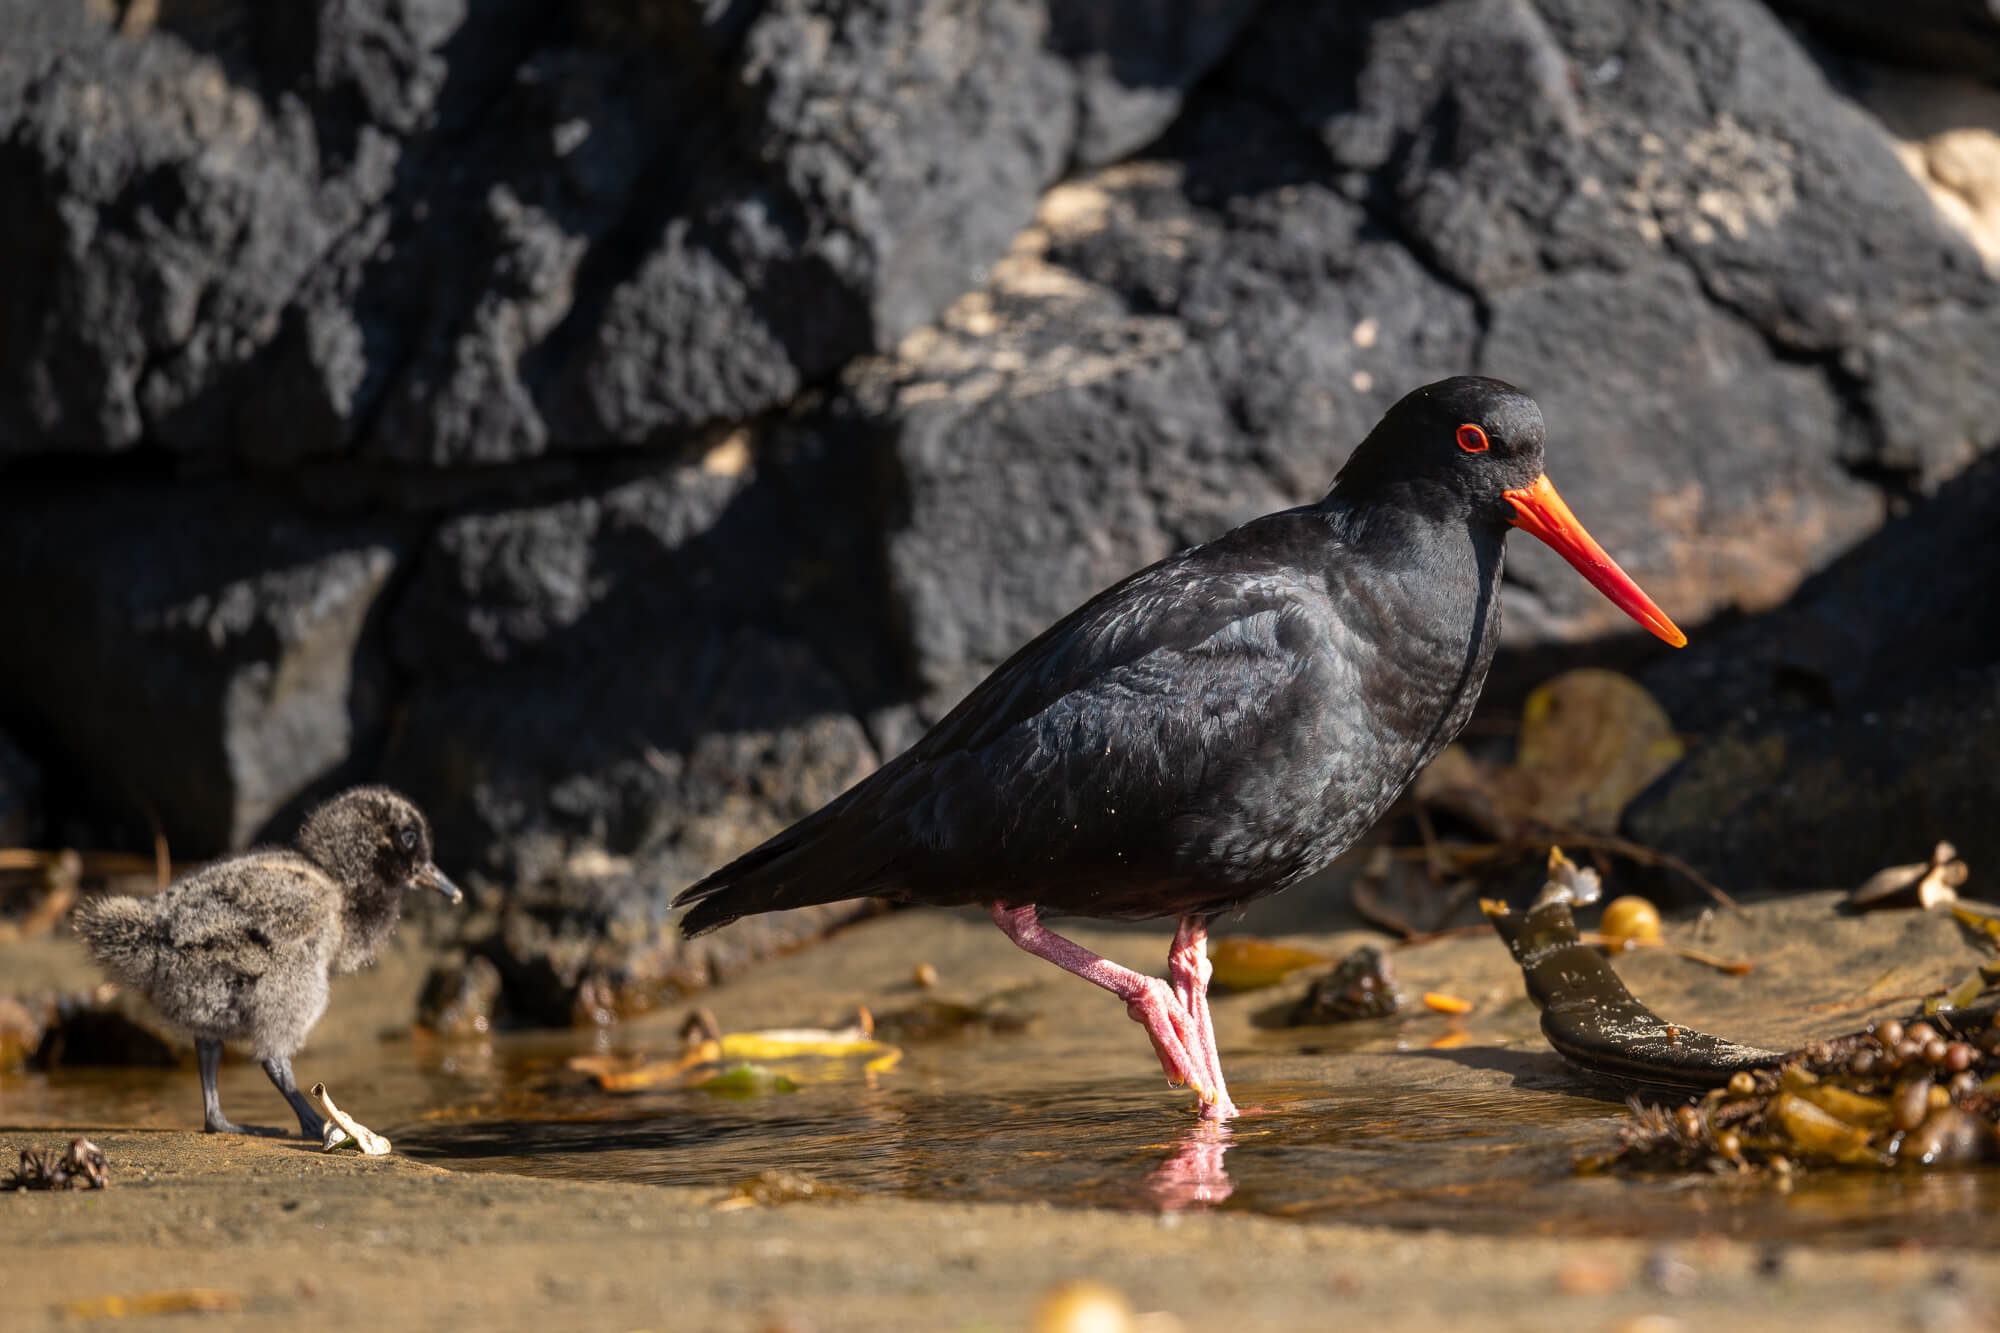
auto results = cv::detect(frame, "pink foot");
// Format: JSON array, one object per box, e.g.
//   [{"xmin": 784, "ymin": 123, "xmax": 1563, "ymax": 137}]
[
  {"xmin": 1169, "ymin": 916, "xmax": 1237, "ymax": 1120},
  {"xmin": 1122, "ymin": 973, "xmax": 1206, "ymax": 1094},
  {"xmin": 991, "ymin": 902, "xmax": 1213, "ymax": 1103}
]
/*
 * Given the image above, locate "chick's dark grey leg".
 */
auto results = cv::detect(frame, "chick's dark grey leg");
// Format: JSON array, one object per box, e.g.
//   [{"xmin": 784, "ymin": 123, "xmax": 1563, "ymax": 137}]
[
  {"xmin": 196, "ymin": 1037, "xmax": 250, "ymax": 1135},
  {"xmin": 261, "ymin": 1056, "xmax": 327, "ymax": 1141}
]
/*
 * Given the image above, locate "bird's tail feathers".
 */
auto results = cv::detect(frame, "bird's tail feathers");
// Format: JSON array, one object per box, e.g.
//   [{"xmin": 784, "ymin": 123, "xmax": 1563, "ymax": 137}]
[
  {"xmin": 71, "ymin": 896, "xmax": 165, "ymax": 989},
  {"xmin": 673, "ymin": 813, "xmax": 891, "ymax": 938}
]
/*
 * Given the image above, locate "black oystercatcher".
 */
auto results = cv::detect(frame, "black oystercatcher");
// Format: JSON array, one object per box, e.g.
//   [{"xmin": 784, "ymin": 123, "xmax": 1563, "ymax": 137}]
[
  {"xmin": 674, "ymin": 377, "xmax": 1684, "ymax": 1118},
  {"xmin": 75, "ymin": 787, "xmax": 462, "ymax": 1138}
]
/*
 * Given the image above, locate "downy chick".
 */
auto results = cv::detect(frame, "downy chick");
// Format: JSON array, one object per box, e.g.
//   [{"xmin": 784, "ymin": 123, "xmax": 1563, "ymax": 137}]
[{"xmin": 74, "ymin": 787, "xmax": 462, "ymax": 1138}]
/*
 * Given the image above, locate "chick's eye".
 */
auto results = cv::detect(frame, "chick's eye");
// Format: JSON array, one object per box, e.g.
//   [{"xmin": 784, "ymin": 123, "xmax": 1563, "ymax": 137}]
[
  {"xmin": 400, "ymin": 829, "xmax": 418, "ymax": 851},
  {"xmin": 1456, "ymin": 423, "xmax": 1490, "ymax": 454}
]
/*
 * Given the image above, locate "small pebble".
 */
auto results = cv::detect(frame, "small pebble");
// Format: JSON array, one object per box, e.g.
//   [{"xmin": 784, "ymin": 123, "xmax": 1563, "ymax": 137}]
[
  {"xmin": 1901, "ymin": 1108, "xmax": 1986, "ymax": 1166},
  {"xmin": 1943, "ymin": 1042, "xmax": 1974, "ymax": 1073},
  {"xmin": 1726, "ymin": 1071, "xmax": 1755, "ymax": 1097},
  {"xmin": 1907, "ymin": 1022, "xmax": 1938, "ymax": 1048},
  {"xmin": 1893, "ymin": 1078, "xmax": 1934, "ymax": 1133},
  {"xmin": 1600, "ymin": 896, "xmax": 1663, "ymax": 945},
  {"xmin": 1033, "ymin": 1280, "xmax": 1137, "ymax": 1333},
  {"xmin": 913, "ymin": 963, "xmax": 940, "ymax": 989},
  {"xmin": 1554, "ymin": 1256, "xmax": 1625, "ymax": 1296},
  {"xmin": 1876, "ymin": 1019, "xmax": 1905, "ymax": 1049},
  {"xmin": 1644, "ymin": 1247, "xmax": 1696, "ymax": 1296},
  {"xmin": 1924, "ymin": 1039, "xmax": 1949, "ymax": 1065}
]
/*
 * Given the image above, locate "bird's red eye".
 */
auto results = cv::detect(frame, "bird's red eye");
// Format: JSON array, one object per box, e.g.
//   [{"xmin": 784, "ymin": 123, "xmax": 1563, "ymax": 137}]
[{"xmin": 1456, "ymin": 423, "xmax": 1490, "ymax": 454}]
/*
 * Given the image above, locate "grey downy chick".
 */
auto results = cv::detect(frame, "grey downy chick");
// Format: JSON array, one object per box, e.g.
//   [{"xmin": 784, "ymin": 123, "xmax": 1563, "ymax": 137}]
[{"xmin": 73, "ymin": 787, "xmax": 462, "ymax": 1139}]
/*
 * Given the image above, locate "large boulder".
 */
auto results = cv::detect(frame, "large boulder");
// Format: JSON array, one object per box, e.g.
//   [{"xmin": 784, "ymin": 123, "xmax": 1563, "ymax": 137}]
[
  {"xmin": 2, "ymin": 0, "xmax": 1253, "ymax": 467},
  {"xmin": 858, "ymin": 94, "xmax": 1480, "ymax": 704},
  {"xmin": 1628, "ymin": 450, "xmax": 2000, "ymax": 887},
  {"xmin": 382, "ymin": 424, "xmax": 900, "ymax": 880},
  {"xmin": 0, "ymin": 482, "xmax": 404, "ymax": 855},
  {"xmin": 0, "ymin": 725, "xmax": 38, "ymax": 848},
  {"xmin": 1767, "ymin": 1, "xmax": 2000, "ymax": 84},
  {"xmin": 3, "ymin": 0, "xmax": 2000, "ymax": 1007}
]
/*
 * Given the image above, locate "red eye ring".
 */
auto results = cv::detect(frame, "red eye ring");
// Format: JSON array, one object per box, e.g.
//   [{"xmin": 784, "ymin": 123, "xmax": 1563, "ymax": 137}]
[{"xmin": 1456, "ymin": 423, "xmax": 1490, "ymax": 454}]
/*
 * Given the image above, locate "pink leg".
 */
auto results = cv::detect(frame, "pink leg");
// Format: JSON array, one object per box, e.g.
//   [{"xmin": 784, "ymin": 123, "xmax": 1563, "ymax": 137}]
[
  {"xmin": 991, "ymin": 903, "xmax": 1211, "ymax": 1103},
  {"xmin": 1169, "ymin": 916, "xmax": 1236, "ymax": 1120}
]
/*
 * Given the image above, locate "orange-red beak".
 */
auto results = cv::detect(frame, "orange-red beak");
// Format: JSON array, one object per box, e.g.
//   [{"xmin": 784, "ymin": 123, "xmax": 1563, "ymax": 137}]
[{"xmin": 1502, "ymin": 474, "xmax": 1687, "ymax": 648}]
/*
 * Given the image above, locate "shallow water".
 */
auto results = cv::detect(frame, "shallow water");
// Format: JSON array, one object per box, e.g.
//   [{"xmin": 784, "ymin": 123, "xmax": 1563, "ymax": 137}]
[{"xmin": 14, "ymin": 1020, "xmax": 1999, "ymax": 1249}]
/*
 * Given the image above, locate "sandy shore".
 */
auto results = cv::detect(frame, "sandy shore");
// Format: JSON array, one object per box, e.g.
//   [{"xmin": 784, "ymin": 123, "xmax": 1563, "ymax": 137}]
[
  {"xmin": 1, "ymin": 1127, "xmax": 1993, "ymax": 1332},
  {"xmin": 7, "ymin": 889, "xmax": 2000, "ymax": 1330}
]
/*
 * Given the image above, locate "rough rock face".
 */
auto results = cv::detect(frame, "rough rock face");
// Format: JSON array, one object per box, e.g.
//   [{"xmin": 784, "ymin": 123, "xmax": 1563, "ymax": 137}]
[
  {"xmin": 0, "ymin": 727, "xmax": 38, "ymax": 848},
  {"xmin": 2, "ymin": 1, "xmax": 1999, "ymax": 998},
  {"xmin": 1627, "ymin": 451, "xmax": 2000, "ymax": 887},
  {"xmin": 0, "ymin": 480, "xmax": 404, "ymax": 851},
  {"xmin": 1767, "ymin": 1, "xmax": 2000, "ymax": 84}
]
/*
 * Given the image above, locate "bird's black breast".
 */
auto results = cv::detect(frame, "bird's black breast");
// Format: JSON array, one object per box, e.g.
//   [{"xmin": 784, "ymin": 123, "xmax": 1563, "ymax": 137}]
[{"xmin": 865, "ymin": 507, "xmax": 1507, "ymax": 920}]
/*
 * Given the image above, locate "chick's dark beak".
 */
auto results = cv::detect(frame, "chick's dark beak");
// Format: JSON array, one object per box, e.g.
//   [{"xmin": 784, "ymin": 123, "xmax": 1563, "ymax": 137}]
[
  {"xmin": 412, "ymin": 863, "xmax": 465, "ymax": 904},
  {"xmin": 1502, "ymin": 473, "xmax": 1688, "ymax": 648}
]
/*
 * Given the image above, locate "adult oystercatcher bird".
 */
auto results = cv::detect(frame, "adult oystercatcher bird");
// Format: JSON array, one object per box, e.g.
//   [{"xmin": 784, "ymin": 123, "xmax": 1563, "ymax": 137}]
[
  {"xmin": 675, "ymin": 377, "xmax": 1684, "ymax": 1118},
  {"xmin": 75, "ymin": 787, "xmax": 462, "ymax": 1138}
]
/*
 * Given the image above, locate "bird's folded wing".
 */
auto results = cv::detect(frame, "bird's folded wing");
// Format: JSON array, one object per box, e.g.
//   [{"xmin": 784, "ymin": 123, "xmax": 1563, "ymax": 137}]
[
  {"xmin": 916, "ymin": 556, "xmax": 1328, "ymax": 763},
  {"xmin": 861, "ymin": 553, "xmax": 1338, "ymax": 868}
]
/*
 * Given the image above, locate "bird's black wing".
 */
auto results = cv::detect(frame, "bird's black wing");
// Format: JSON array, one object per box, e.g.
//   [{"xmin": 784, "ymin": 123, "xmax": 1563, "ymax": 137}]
[{"xmin": 676, "ymin": 512, "xmax": 1348, "ymax": 930}]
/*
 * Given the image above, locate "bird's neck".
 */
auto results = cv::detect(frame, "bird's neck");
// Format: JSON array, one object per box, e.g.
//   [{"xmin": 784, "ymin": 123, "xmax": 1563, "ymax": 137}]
[
  {"xmin": 297, "ymin": 825, "xmax": 406, "ymax": 967},
  {"xmin": 1321, "ymin": 485, "xmax": 1507, "ymax": 588},
  {"xmin": 1319, "ymin": 488, "xmax": 1511, "ymax": 764},
  {"xmin": 333, "ymin": 877, "xmax": 406, "ymax": 972}
]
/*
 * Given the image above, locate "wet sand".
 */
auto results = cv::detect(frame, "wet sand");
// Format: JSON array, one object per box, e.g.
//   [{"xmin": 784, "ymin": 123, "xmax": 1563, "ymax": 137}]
[
  {"xmin": 6, "ymin": 889, "xmax": 2000, "ymax": 1329},
  {"xmin": 3, "ymin": 1128, "xmax": 1994, "ymax": 1332}
]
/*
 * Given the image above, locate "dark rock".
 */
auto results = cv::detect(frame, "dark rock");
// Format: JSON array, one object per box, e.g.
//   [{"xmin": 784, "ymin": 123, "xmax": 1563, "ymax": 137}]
[
  {"xmin": 556, "ymin": 0, "xmax": 1080, "ymax": 449},
  {"xmin": 0, "ymin": 983, "xmax": 180, "ymax": 1070},
  {"xmin": 473, "ymin": 855, "xmax": 877, "ymax": 1027},
  {"xmin": 383, "ymin": 423, "xmax": 899, "ymax": 876},
  {"xmin": 4, "ymin": 1, "xmax": 1249, "ymax": 467},
  {"xmin": 864, "ymin": 94, "xmax": 1478, "ymax": 702},
  {"xmin": 416, "ymin": 954, "xmax": 503, "ymax": 1039},
  {"xmin": 1626, "ymin": 663, "xmax": 2000, "ymax": 892},
  {"xmin": 1047, "ymin": 0, "xmax": 1266, "ymax": 166},
  {"xmin": 1855, "ymin": 301, "xmax": 2000, "ymax": 491},
  {"xmin": 1287, "ymin": 945, "xmax": 1404, "ymax": 1024},
  {"xmin": 0, "ymin": 5, "xmax": 393, "ymax": 456},
  {"xmin": 0, "ymin": 726, "xmax": 39, "ymax": 848},
  {"xmin": 1229, "ymin": 0, "xmax": 1987, "ymax": 355},
  {"xmin": 390, "ymin": 627, "xmax": 882, "ymax": 885},
  {"xmin": 1640, "ymin": 449, "xmax": 2000, "ymax": 731},
  {"xmin": 1629, "ymin": 452, "xmax": 2000, "ymax": 890},
  {"xmin": 1768, "ymin": 1, "xmax": 2000, "ymax": 84},
  {"xmin": 6, "ymin": 0, "xmax": 2000, "ymax": 995},
  {"xmin": 1482, "ymin": 262, "xmax": 1881, "ymax": 646},
  {"xmin": 0, "ymin": 482, "xmax": 405, "ymax": 856}
]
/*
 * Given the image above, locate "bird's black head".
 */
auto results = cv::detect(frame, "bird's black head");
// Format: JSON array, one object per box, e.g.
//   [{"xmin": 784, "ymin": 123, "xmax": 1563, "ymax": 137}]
[
  {"xmin": 1333, "ymin": 376, "xmax": 1686, "ymax": 648},
  {"xmin": 1332, "ymin": 376, "xmax": 1547, "ymax": 512},
  {"xmin": 296, "ymin": 786, "xmax": 464, "ymax": 906}
]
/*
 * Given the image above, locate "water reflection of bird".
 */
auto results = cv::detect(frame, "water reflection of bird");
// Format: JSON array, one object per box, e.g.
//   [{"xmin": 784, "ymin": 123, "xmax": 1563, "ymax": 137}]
[
  {"xmin": 75, "ymin": 787, "xmax": 462, "ymax": 1138},
  {"xmin": 675, "ymin": 378, "xmax": 1685, "ymax": 1119}
]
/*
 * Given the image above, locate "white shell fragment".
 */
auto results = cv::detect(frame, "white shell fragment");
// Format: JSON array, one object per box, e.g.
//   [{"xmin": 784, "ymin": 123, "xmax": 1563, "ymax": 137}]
[
  {"xmin": 312, "ymin": 1082, "xmax": 392, "ymax": 1156},
  {"xmin": 1847, "ymin": 842, "xmax": 1968, "ymax": 912}
]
